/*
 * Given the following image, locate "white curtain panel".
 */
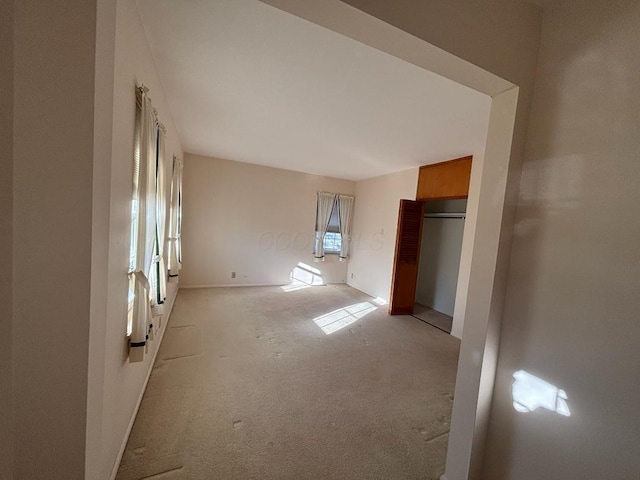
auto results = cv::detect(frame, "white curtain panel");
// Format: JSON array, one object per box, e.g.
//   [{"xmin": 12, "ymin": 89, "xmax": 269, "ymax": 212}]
[
  {"xmin": 152, "ymin": 124, "xmax": 168, "ymax": 321},
  {"xmin": 146, "ymin": 119, "xmax": 159, "ymax": 340},
  {"xmin": 130, "ymin": 86, "xmax": 158, "ymax": 363},
  {"xmin": 337, "ymin": 194, "xmax": 355, "ymax": 261},
  {"xmin": 168, "ymin": 155, "xmax": 183, "ymax": 277},
  {"xmin": 176, "ymin": 157, "xmax": 182, "ymax": 267},
  {"xmin": 314, "ymin": 192, "xmax": 337, "ymax": 262}
]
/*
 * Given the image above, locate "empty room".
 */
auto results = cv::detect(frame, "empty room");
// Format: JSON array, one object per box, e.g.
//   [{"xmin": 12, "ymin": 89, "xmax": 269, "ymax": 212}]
[
  {"xmin": 115, "ymin": 0, "xmax": 495, "ymax": 477},
  {"xmin": 3, "ymin": 1, "xmax": 638, "ymax": 480}
]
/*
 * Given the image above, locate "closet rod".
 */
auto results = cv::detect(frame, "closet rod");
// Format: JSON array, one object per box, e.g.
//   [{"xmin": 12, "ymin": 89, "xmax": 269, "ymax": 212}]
[{"xmin": 424, "ymin": 213, "xmax": 466, "ymax": 219}]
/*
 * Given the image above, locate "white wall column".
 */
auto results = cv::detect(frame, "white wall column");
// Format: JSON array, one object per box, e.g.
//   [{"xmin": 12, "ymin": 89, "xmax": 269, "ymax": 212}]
[
  {"xmin": 441, "ymin": 88, "xmax": 519, "ymax": 479},
  {"xmin": 12, "ymin": 1, "xmax": 102, "ymax": 477}
]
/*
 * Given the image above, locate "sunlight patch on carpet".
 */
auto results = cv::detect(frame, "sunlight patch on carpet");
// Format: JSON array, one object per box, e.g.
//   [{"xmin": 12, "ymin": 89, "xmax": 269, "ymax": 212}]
[
  {"xmin": 313, "ymin": 302, "xmax": 377, "ymax": 335},
  {"xmin": 281, "ymin": 280, "xmax": 311, "ymax": 292}
]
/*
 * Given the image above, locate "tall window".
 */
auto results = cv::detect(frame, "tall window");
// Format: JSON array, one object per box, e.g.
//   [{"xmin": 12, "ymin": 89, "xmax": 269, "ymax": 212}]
[
  {"xmin": 168, "ymin": 156, "xmax": 183, "ymax": 277},
  {"xmin": 151, "ymin": 124, "xmax": 168, "ymax": 319},
  {"xmin": 128, "ymin": 85, "xmax": 158, "ymax": 363},
  {"xmin": 324, "ymin": 202, "xmax": 342, "ymax": 253},
  {"xmin": 314, "ymin": 192, "xmax": 354, "ymax": 262},
  {"xmin": 127, "ymin": 96, "xmax": 142, "ymax": 336}
]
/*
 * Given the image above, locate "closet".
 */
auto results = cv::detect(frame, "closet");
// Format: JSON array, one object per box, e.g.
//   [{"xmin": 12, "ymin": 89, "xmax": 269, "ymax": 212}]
[
  {"xmin": 414, "ymin": 199, "xmax": 467, "ymax": 332},
  {"xmin": 388, "ymin": 156, "xmax": 472, "ymax": 333}
]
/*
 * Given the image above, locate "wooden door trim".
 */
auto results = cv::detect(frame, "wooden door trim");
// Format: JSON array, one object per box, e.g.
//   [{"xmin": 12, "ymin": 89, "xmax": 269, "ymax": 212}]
[{"xmin": 388, "ymin": 200, "xmax": 424, "ymax": 315}]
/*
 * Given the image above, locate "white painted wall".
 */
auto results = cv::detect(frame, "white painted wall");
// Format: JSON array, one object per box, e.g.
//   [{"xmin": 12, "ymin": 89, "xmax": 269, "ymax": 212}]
[
  {"xmin": 416, "ymin": 217, "xmax": 465, "ymax": 317},
  {"xmin": 181, "ymin": 154, "xmax": 354, "ymax": 287},
  {"xmin": 482, "ymin": 1, "xmax": 640, "ymax": 478},
  {"xmin": 86, "ymin": 0, "xmax": 117, "ymax": 477},
  {"xmin": 450, "ymin": 154, "xmax": 483, "ymax": 339},
  {"xmin": 346, "ymin": 168, "xmax": 419, "ymax": 302}
]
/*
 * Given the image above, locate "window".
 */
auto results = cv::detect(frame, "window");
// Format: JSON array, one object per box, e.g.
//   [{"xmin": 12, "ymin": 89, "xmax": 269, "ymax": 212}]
[
  {"xmin": 323, "ymin": 232, "xmax": 342, "ymax": 253},
  {"xmin": 127, "ymin": 100, "xmax": 142, "ymax": 336},
  {"xmin": 314, "ymin": 192, "xmax": 355, "ymax": 262},
  {"xmin": 128, "ymin": 85, "xmax": 159, "ymax": 362},
  {"xmin": 151, "ymin": 124, "xmax": 168, "ymax": 318},
  {"xmin": 168, "ymin": 155, "xmax": 183, "ymax": 276},
  {"xmin": 324, "ymin": 202, "xmax": 341, "ymax": 253}
]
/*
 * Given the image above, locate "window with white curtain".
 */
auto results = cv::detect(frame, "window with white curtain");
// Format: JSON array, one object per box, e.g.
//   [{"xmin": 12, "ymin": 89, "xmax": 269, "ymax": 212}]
[
  {"xmin": 324, "ymin": 202, "xmax": 341, "ymax": 253},
  {"xmin": 151, "ymin": 124, "xmax": 168, "ymax": 323},
  {"xmin": 168, "ymin": 155, "xmax": 183, "ymax": 277},
  {"xmin": 337, "ymin": 194, "xmax": 355, "ymax": 262},
  {"xmin": 314, "ymin": 192, "xmax": 355, "ymax": 261},
  {"xmin": 314, "ymin": 192, "xmax": 336, "ymax": 262},
  {"xmin": 127, "ymin": 85, "xmax": 159, "ymax": 363},
  {"xmin": 127, "ymin": 94, "xmax": 142, "ymax": 337}
]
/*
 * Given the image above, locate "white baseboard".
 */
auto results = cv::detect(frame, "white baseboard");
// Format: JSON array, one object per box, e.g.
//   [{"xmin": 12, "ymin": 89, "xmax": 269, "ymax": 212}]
[
  {"xmin": 180, "ymin": 281, "xmax": 348, "ymax": 289},
  {"xmin": 179, "ymin": 282, "xmax": 286, "ymax": 288},
  {"xmin": 109, "ymin": 289, "xmax": 178, "ymax": 480}
]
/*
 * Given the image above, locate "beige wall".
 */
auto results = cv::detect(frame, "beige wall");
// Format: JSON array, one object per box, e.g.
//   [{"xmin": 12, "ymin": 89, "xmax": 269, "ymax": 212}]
[
  {"xmin": 346, "ymin": 168, "xmax": 418, "ymax": 302},
  {"xmin": 182, "ymin": 154, "xmax": 354, "ymax": 287},
  {"xmin": 482, "ymin": 1, "xmax": 640, "ymax": 478},
  {"xmin": 0, "ymin": 0, "xmax": 14, "ymax": 476},
  {"xmin": 10, "ymin": 1, "xmax": 99, "ymax": 477}
]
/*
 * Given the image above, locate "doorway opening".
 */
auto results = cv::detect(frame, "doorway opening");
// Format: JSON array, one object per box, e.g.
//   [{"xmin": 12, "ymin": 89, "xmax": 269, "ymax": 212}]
[
  {"xmin": 208, "ymin": 3, "xmax": 522, "ymax": 478},
  {"xmin": 413, "ymin": 199, "xmax": 467, "ymax": 334}
]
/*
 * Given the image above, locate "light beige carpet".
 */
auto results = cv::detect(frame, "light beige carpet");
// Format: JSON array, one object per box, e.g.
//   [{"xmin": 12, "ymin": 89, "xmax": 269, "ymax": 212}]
[{"xmin": 117, "ymin": 284, "xmax": 460, "ymax": 480}]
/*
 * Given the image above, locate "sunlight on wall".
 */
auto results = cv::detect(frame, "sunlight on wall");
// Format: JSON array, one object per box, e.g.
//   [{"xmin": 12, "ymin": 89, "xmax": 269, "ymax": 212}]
[
  {"xmin": 313, "ymin": 302, "xmax": 377, "ymax": 335},
  {"xmin": 282, "ymin": 262, "xmax": 325, "ymax": 291},
  {"xmin": 512, "ymin": 370, "xmax": 571, "ymax": 417}
]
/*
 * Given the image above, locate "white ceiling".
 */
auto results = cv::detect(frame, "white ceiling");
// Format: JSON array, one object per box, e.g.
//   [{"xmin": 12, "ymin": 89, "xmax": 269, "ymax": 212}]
[{"xmin": 136, "ymin": 0, "xmax": 491, "ymax": 181}]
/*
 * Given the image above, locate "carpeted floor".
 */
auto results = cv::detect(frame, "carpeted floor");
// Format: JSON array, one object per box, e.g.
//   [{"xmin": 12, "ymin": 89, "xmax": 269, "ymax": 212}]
[{"xmin": 116, "ymin": 284, "xmax": 461, "ymax": 480}]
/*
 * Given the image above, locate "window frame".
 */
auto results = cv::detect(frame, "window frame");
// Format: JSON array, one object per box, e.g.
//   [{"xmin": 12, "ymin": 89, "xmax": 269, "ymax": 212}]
[
  {"xmin": 323, "ymin": 200, "xmax": 341, "ymax": 254},
  {"xmin": 323, "ymin": 231, "xmax": 342, "ymax": 254}
]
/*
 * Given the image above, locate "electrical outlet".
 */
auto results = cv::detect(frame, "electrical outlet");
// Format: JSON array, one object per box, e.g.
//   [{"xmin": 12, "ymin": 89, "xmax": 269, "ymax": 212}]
[
  {"xmin": 231, "ymin": 271, "xmax": 236, "ymax": 279},
  {"xmin": 350, "ymin": 272, "xmax": 355, "ymax": 279}
]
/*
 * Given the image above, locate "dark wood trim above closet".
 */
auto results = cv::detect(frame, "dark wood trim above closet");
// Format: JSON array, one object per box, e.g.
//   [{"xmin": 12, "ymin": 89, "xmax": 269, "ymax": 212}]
[{"xmin": 416, "ymin": 155, "xmax": 472, "ymax": 201}]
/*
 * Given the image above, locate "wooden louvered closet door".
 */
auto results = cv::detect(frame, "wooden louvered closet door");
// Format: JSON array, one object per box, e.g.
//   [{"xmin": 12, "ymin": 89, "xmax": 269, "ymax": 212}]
[{"xmin": 388, "ymin": 200, "xmax": 424, "ymax": 315}]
